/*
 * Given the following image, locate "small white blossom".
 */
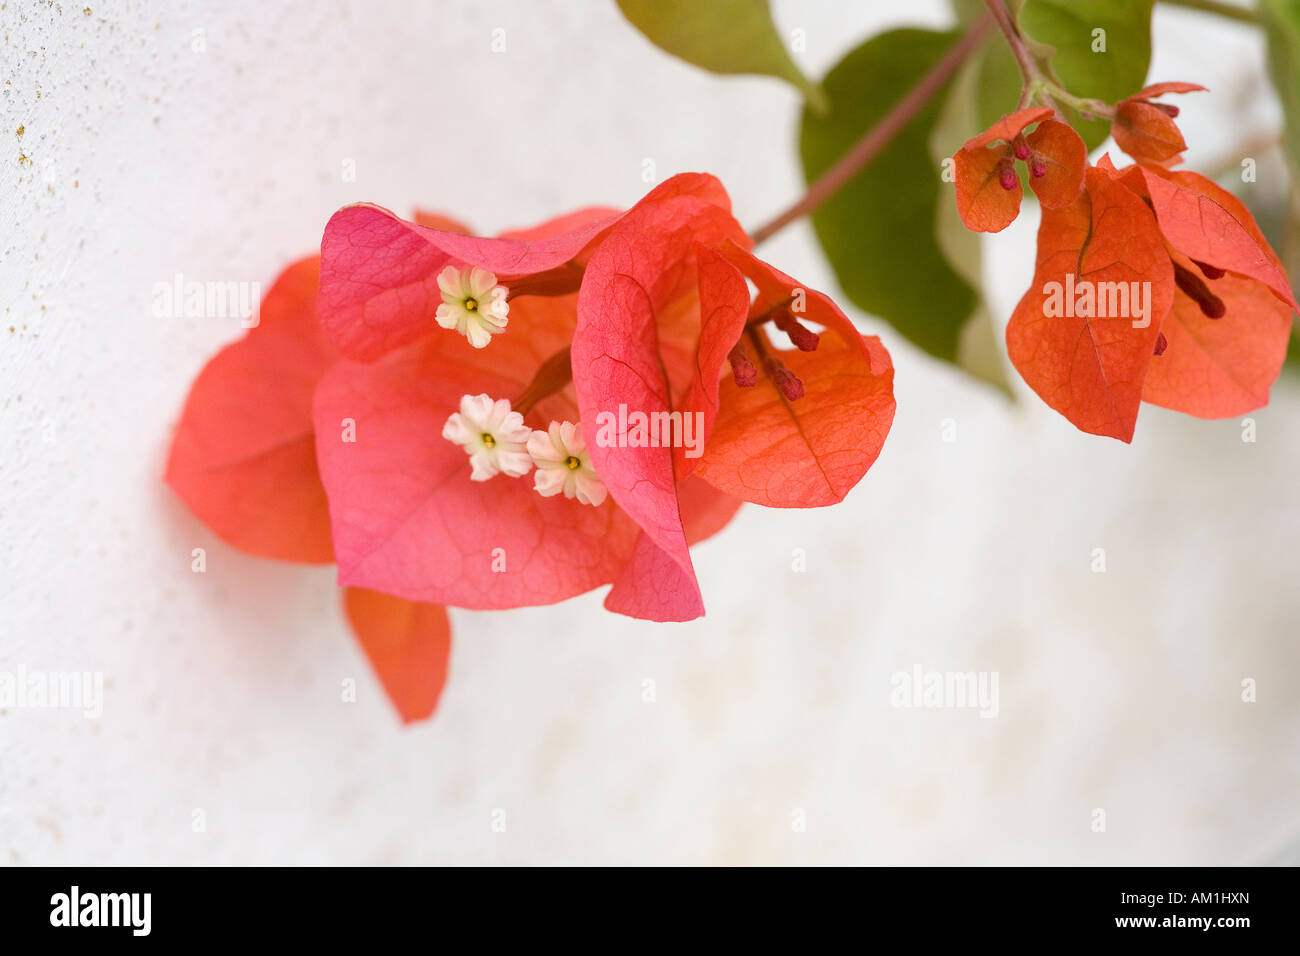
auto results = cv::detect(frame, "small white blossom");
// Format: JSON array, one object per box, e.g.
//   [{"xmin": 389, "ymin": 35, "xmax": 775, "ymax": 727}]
[
  {"xmin": 436, "ymin": 265, "xmax": 509, "ymax": 348},
  {"xmin": 442, "ymin": 394, "xmax": 532, "ymax": 481},
  {"xmin": 527, "ymin": 421, "xmax": 607, "ymax": 506}
]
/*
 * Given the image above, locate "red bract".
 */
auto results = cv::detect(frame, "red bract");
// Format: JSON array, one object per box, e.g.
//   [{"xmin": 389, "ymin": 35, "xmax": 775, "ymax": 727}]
[
  {"xmin": 314, "ymin": 173, "xmax": 895, "ymax": 622},
  {"xmin": 954, "ymin": 107, "xmax": 1086, "ymax": 233},
  {"xmin": 168, "ymin": 172, "xmax": 895, "ymax": 721},
  {"xmin": 166, "ymin": 257, "xmax": 336, "ymax": 563},
  {"xmin": 318, "ymin": 204, "xmax": 616, "ymax": 361},
  {"xmin": 1004, "ymin": 151, "xmax": 1296, "ymax": 440},
  {"xmin": 165, "ymin": 259, "xmax": 453, "ymax": 723},
  {"xmin": 311, "ymin": 291, "xmax": 645, "ymax": 610}
]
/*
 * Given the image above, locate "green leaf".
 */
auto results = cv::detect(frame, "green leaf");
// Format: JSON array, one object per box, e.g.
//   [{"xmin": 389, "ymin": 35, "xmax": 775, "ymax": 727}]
[
  {"xmin": 800, "ymin": 28, "xmax": 1008, "ymax": 390},
  {"xmin": 1261, "ymin": 0, "xmax": 1300, "ymax": 181},
  {"xmin": 1017, "ymin": 0, "xmax": 1155, "ymax": 150},
  {"xmin": 616, "ymin": 0, "xmax": 826, "ymax": 110},
  {"xmin": 1259, "ymin": 0, "xmax": 1300, "ymax": 370},
  {"xmin": 972, "ymin": 37, "xmax": 1028, "ymax": 146}
]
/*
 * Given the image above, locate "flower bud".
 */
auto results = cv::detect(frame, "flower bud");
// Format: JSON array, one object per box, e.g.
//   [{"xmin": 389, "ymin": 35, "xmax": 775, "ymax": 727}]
[
  {"xmin": 998, "ymin": 159, "xmax": 1018, "ymax": 191},
  {"xmin": 728, "ymin": 342, "xmax": 758, "ymax": 388}
]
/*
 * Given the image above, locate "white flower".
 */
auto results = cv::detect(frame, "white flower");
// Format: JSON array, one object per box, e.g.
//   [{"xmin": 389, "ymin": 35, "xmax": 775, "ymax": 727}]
[
  {"xmin": 436, "ymin": 265, "xmax": 509, "ymax": 348},
  {"xmin": 527, "ymin": 421, "xmax": 607, "ymax": 506},
  {"xmin": 442, "ymin": 394, "xmax": 532, "ymax": 481}
]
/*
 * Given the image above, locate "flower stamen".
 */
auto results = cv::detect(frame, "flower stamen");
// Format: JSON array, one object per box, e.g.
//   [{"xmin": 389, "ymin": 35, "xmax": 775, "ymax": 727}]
[
  {"xmin": 772, "ymin": 307, "xmax": 820, "ymax": 352},
  {"xmin": 728, "ymin": 341, "xmax": 758, "ymax": 388},
  {"xmin": 1173, "ymin": 261, "xmax": 1226, "ymax": 319},
  {"xmin": 747, "ymin": 327, "xmax": 805, "ymax": 401}
]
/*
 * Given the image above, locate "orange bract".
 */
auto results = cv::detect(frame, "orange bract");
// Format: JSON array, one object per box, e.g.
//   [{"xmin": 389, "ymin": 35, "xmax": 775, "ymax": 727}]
[
  {"xmin": 693, "ymin": 250, "xmax": 896, "ymax": 507},
  {"xmin": 1025, "ymin": 119, "xmax": 1086, "ymax": 209},
  {"xmin": 963, "ymin": 106, "xmax": 1053, "ymax": 150},
  {"xmin": 344, "ymin": 588, "xmax": 451, "ymax": 724},
  {"xmin": 1141, "ymin": 250, "xmax": 1293, "ymax": 417},
  {"xmin": 954, "ymin": 109, "xmax": 1085, "ymax": 233},
  {"xmin": 1006, "ymin": 153, "xmax": 1295, "ymax": 438},
  {"xmin": 1006, "ymin": 166, "xmax": 1175, "ymax": 442},
  {"xmin": 1111, "ymin": 82, "xmax": 1206, "ymax": 164},
  {"xmin": 954, "ymin": 145, "xmax": 1022, "ymax": 233},
  {"xmin": 164, "ymin": 257, "xmax": 336, "ymax": 563}
]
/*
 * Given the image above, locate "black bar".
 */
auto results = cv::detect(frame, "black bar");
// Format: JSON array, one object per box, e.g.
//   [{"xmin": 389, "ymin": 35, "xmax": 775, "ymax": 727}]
[{"xmin": 0, "ymin": 866, "xmax": 1288, "ymax": 943}]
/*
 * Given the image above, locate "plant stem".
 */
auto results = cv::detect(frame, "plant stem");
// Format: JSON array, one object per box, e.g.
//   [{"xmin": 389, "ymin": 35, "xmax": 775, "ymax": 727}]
[
  {"xmin": 749, "ymin": 14, "xmax": 993, "ymax": 245},
  {"xmin": 984, "ymin": 0, "xmax": 1115, "ymax": 120},
  {"xmin": 1161, "ymin": 0, "xmax": 1258, "ymax": 25},
  {"xmin": 985, "ymin": 0, "xmax": 1037, "ymax": 102}
]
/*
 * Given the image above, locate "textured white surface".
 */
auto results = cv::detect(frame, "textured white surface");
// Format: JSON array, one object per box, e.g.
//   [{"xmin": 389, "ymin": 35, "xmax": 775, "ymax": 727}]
[{"xmin": 2, "ymin": 0, "xmax": 1297, "ymax": 865}]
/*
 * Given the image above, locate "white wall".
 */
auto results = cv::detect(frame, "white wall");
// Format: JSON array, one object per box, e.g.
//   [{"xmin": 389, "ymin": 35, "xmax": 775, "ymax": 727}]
[{"xmin": 2, "ymin": 0, "xmax": 1297, "ymax": 864}]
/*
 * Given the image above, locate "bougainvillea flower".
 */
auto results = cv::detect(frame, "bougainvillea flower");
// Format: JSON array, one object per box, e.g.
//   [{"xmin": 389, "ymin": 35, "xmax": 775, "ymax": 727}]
[
  {"xmin": 954, "ymin": 106, "xmax": 1087, "ymax": 233},
  {"xmin": 314, "ymin": 173, "xmax": 895, "ymax": 622},
  {"xmin": 1110, "ymin": 82, "xmax": 1206, "ymax": 165},
  {"xmin": 442, "ymin": 393, "xmax": 533, "ymax": 480},
  {"xmin": 166, "ymin": 258, "xmax": 454, "ymax": 723},
  {"xmin": 1005, "ymin": 154, "xmax": 1295, "ymax": 441},
  {"xmin": 1105, "ymin": 157, "xmax": 1297, "ymax": 418},
  {"xmin": 571, "ymin": 186, "xmax": 895, "ymax": 620},
  {"xmin": 435, "ymin": 265, "xmax": 510, "ymax": 347},
  {"xmin": 528, "ymin": 421, "xmax": 607, "ymax": 505},
  {"xmin": 313, "ymin": 176, "xmax": 721, "ymax": 619}
]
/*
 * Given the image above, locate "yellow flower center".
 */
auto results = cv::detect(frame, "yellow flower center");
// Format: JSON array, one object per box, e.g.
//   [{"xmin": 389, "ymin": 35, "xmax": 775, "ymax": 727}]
[
  {"xmin": 564, "ymin": 455, "xmax": 581, "ymax": 470},
  {"xmin": 464, "ymin": 297, "xmax": 478, "ymax": 311},
  {"xmin": 481, "ymin": 433, "xmax": 496, "ymax": 448}
]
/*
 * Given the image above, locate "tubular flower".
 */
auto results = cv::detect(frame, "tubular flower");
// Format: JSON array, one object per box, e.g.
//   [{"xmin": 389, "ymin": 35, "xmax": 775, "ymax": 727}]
[
  {"xmin": 435, "ymin": 265, "xmax": 509, "ymax": 347},
  {"xmin": 528, "ymin": 421, "xmax": 607, "ymax": 506},
  {"xmin": 442, "ymin": 394, "xmax": 533, "ymax": 480}
]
